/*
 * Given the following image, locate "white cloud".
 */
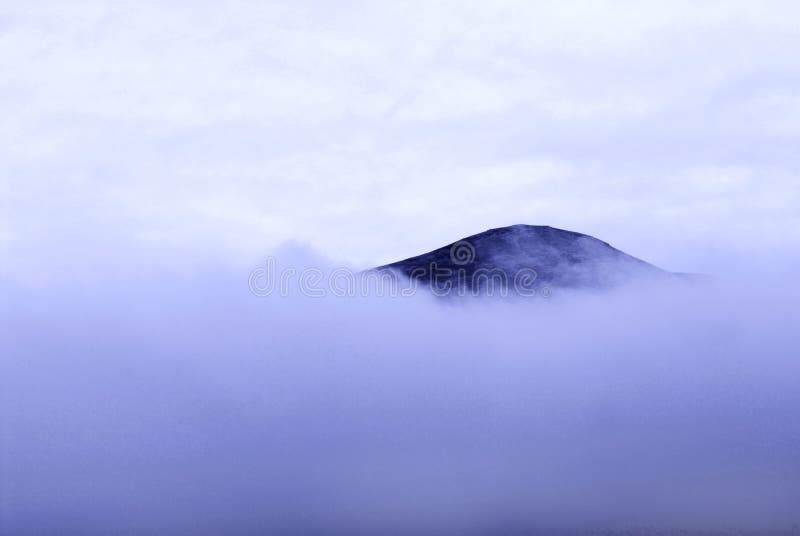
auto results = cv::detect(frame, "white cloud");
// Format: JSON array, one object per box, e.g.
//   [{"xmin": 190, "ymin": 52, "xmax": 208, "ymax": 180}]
[{"xmin": 1, "ymin": 0, "xmax": 800, "ymax": 282}]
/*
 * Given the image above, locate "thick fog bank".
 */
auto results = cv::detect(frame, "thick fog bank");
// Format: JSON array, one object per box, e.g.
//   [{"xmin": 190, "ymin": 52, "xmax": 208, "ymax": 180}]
[{"xmin": 1, "ymin": 261, "xmax": 799, "ymax": 535}]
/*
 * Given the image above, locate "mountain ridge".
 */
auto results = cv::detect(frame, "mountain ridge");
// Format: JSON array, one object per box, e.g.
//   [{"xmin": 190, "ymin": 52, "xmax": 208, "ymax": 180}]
[{"xmin": 374, "ymin": 224, "xmax": 686, "ymax": 295}]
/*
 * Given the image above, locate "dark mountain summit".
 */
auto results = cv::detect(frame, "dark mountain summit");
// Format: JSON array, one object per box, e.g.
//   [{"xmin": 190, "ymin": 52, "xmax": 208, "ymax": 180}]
[{"xmin": 375, "ymin": 225, "xmax": 681, "ymax": 296}]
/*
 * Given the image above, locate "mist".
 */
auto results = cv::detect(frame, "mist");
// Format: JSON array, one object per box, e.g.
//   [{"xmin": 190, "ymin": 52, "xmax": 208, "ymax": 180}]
[
  {"xmin": 2, "ymin": 249, "xmax": 799, "ymax": 535},
  {"xmin": 4, "ymin": 1, "xmax": 800, "ymax": 534}
]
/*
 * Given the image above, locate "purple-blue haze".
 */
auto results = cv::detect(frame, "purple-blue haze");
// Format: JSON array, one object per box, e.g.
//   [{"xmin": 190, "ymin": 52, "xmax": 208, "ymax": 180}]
[{"xmin": 2, "ymin": 2, "xmax": 800, "ymax": 534}]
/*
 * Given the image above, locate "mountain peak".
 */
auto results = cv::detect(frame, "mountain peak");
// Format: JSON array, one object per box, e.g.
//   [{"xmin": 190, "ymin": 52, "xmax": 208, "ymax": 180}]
[{"xmin": 375, "ymin": 225, "xmax": 676, "ymax": 295}]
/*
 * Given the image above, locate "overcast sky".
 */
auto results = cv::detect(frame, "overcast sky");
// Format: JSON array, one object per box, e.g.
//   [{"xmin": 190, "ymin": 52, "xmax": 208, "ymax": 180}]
[{"xmin": 2, "ymin": 1, "xmax": 799, "ymax": 283}]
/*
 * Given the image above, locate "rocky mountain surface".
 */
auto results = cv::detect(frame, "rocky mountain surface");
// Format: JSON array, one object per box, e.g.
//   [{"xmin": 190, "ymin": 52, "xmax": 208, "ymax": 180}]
[{"xmin": 375, "ymin": 224, "xmax": 684, "ymax": 295}]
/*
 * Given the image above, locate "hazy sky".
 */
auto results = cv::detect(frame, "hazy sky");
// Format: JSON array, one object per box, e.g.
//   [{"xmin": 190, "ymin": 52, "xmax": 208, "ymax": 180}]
[
  {"xmin": 2, "ymin": 1, "xmax": 799, "ymax": 282},
  {"xmin": 3, "ymin": 5, "xmax": 800, "ymax": 532}
]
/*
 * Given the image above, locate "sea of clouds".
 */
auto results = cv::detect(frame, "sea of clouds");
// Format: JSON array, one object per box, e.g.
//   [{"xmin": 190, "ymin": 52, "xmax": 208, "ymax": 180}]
[
  {"xmin": 2, "ymin": 247, "xmax": 799, "ymax": 535},
  {"xmin": 3, "ymin": 2, "xmax": 800, "ymax": 533}
]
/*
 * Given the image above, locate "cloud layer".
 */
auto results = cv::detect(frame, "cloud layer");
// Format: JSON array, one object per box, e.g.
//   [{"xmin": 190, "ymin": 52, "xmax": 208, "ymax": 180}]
[
  {"xmin": 2, "ymin": 1, "xmax": 800, "ymax": 283},
  {"xmin": 2, "ymin": 262, "xmax": 800, "ymax": 534}
]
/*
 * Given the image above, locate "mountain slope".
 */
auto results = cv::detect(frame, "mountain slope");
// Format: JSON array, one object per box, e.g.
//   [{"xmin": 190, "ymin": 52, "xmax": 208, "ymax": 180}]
[{"xmin": 375, "ymin": 224, "xmax": 678, "ymax": 295}]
